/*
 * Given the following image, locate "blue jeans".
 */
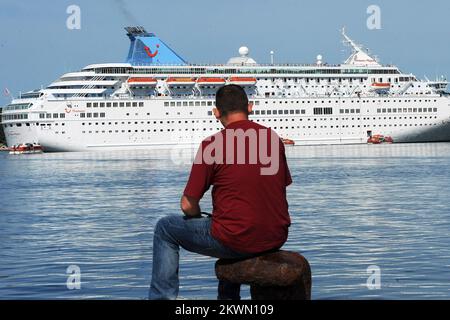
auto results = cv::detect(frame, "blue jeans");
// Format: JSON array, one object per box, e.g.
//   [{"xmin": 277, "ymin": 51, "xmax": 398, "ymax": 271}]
[{"xmin": 149, "ymin": 215, "xmax": 252, "ymax": 300}]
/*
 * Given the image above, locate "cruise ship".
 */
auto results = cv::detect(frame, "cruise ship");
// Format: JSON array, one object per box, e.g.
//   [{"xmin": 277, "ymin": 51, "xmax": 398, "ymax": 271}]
[{"xmin": 2, "ymin": 27, "xmax": 450, "ymax": 151}]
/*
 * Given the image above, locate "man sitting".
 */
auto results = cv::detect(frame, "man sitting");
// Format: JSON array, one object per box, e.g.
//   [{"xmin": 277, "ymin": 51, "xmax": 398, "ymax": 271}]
[{"xmin": 149, "ymin": 84, "xmax": 292, "ymax": 300}]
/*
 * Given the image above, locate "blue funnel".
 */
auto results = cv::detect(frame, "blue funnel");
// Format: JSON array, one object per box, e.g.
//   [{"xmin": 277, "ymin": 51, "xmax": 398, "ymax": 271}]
[{"xmin": 125, "ymin": 26, "xmax": 187, "ymax": 65}]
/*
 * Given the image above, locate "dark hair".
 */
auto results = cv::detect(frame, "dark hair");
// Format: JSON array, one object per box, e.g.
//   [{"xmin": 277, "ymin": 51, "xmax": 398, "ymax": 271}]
[{"xmin": 215, "ymin": 85, "xmax": 249, "ymax": 116}]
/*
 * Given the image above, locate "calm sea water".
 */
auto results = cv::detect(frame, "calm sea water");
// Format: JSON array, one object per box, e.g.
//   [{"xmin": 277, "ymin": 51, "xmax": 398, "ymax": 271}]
[{"xmin": 1, "ymin": 143, "xmax": 450, "ymax": 300}]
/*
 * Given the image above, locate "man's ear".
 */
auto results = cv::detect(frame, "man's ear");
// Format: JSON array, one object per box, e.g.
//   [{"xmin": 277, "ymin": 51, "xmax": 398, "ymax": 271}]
[
  {"xmin": 213, "ymin": 107, "xmax": 221, "ymax": 119},
  {"xmin": 247, "ymin": 103, "xmax": 253, "ymax": 114}
]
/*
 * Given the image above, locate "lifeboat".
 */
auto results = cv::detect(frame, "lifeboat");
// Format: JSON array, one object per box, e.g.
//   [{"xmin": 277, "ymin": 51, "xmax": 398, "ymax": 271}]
[
  {"xmin": 367, "ymin": 135, "xmax": 394, "ymax": 144},
  {"xmin": 228, "ymin": 77, "xmax": 257, "ymax": 86},
  {"xmin": 196, "ymin": 77, "xmax": 226, "ymax": 86},
  {"xmin": 9, "ymin": 143, "xmax": 43, "ymax": 155},
  {"xmin": 282, "ymin": 138, "xmax": 295, "ymax": 146},
  {"xmin": 166, "ymin": 77, "xmax": 196, "ymax": 86},
  {"xmin": 371, "ymin": 82, "xmax": 391, "ymax": 93},
  {"xmin": 127, "ymin": 77, "xmax": 158, "ymax": 86}
]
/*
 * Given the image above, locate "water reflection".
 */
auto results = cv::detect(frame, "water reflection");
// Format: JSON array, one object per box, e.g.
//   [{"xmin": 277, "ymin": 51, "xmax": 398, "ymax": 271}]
[{"xmin": 0, "ymin": 143, "xmax": 450, "ymax": 299}]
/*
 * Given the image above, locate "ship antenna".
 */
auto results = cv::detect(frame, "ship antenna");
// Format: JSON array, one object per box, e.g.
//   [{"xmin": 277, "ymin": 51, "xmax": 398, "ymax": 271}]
[
  {"xmin": 342, "ymin": 27, "xmax": 363, "ymax": 54},
  {"xmin": 341, "ymin": 27, "xmax": 380, "ymax": 65}
]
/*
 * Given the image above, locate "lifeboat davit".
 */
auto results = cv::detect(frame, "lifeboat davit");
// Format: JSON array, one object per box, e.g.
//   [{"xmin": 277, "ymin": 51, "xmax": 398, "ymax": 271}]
[
  {"xmin": 196, "ymin": 77, "xmax": 226, "ymax": 86},
  {"xmin": 127, "ymin": 77, "xmax": 158, "ymax": 86},
  {"xmin": 9, "ymin": 143, "xmax": 44, "ymax": 155},
  {"xmin": 228, "ymin": 77, "xmax": 257, "ymax": 86},
  {"xmin": 166, "ymin": 77, "xmax": 196, "ymax": 86}
]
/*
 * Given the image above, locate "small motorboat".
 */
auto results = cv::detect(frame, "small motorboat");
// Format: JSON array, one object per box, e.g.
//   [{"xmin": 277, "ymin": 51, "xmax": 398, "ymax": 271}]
[
  {"xmin": 282, "ymin": 138, "xmax": 295, "ymax": 146},
  {"xmin": 9, "ymin": 143, "xmax": 44, "ymax": 155},
  {"xmin": 367, "ymin": 135, "xmax": 394, "ymax": 144}
]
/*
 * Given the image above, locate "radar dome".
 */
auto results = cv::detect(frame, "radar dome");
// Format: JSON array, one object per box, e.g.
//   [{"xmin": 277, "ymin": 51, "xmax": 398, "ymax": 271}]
[{"xmin": 239, "ymin": 46, "xmax": 249, "ymax": 56}]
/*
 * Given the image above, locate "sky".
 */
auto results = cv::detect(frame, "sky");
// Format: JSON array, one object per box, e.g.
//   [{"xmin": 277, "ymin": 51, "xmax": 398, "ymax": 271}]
[{"xmin": 1, "ymin": 0, "xmax": 450, "ymax": 105}]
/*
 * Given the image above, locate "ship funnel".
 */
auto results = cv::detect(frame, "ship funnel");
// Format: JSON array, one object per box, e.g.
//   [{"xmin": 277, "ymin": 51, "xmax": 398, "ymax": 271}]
[{"xmin": 125, "ymin": 26, "xmax": 187, "ymax": 65}]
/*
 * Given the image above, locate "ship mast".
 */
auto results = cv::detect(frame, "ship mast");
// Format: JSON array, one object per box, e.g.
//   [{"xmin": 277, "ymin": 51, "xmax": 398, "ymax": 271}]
[{"xmin": 342, "ymin": 27, "xmax": 380, "ymax": 67}]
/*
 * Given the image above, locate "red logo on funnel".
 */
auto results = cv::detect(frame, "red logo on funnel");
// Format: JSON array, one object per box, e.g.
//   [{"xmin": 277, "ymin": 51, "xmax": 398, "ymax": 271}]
[{"xmin": 144, "ymin": 44, "xmax": 159, "ymax": 58}]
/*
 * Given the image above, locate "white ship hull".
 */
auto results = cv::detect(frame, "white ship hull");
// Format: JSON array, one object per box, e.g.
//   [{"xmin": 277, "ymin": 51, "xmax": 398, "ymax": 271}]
[{"xmin": 4, "ymin": 96, "xmax": 450, "ymax": 152}]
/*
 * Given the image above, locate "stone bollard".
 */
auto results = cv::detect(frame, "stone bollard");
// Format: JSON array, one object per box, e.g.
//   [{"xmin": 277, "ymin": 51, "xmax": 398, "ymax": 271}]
[{"xmin": 215, "ymin": 250, "xmax": 312, "ymax": 300}]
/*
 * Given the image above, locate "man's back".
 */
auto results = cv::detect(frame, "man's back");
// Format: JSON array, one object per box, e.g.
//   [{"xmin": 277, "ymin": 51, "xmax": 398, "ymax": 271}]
[{"xmin": 184, "ymin": 119, "xmax": 292, "ymax": 253}]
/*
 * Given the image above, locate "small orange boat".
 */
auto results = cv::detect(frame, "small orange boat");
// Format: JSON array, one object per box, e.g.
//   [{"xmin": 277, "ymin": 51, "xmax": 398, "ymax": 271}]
[
  {"xmin": 282, "ymin": 138, "xmax": 295, "ymax": 146},
  {"xmin": 127, "ymin": 77, "xmax": 158, "ymax": 85},
  {"xmin": 228, "ymin": 77, "xmax": 257, "ymax": 86},
  {"xmin": 9, "ymin": 143, "xmax": 44, "ymax": 155},
  {"xmin": 196, "ymin": 77, "xmax": 226, "ymax": 86},
  {"xmin": 367, "ymin": 134, "xmax": 394, "ymax": 144},
  {"xmin": 371, "ymin": 82, "xmax": 391, "ymax": 93},
  {"xmin": 166, "ymin": 77, "xmax": 196, "ymax": 86}
]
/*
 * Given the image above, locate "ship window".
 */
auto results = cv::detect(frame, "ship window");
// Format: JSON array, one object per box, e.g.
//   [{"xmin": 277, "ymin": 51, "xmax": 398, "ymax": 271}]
[
  {"xmin": 176, "ymin": 102, "xmax": 182, "ymax": 106},
  {"xmin": 93, "ymin": 103, "xmax": 98, "ymax": 108},
  {"xmin": 183, "ymin": 102, "xmax": 188, "ymax": 106},
  {"xmin": 119, "ymin": 102, "xmax": 124, "ymax": 107},
  {"xmin": 53, "ymin": 113, "xmax": 59, "ymax": 118},
  {"xmin": 107, "ymin": 103, "xmax": 111, "ymax": 107},
  {"xmin": 132, "ymin": 102, "xmax": 137, "ymax": 107},
  {"xmin": 267, "ymin": 110, "xmax": 272, "ymax": 115},
  {"xmin": 164, "ymin": 102, "xmax": 169, "ymax": 107},
  {"xmin": 207, "ymin": 111, "xmax": 212, "ymax": 116},
  {"xmin": 189, "ymin": 102, "xmax": 194, "ymax": 106},
  {"xmin": 100, "ymin": 113, "xmax": 105, "ymax": 118},
  {"xmin": 40, "ymin": 113, "xmax": 45, "ymax": 119},
  {"xmin": 87, "ymin": 103, "xmax": 92, "ymax": 108},
  {"xmin": 201, "ymin": 102, "xmax": 207, "ymax": 106},
  {"xmin": 324, "ymin": 108, "xmax": 333, "ymax": 115},
  {"xmin": 126, "ymin": 102, "xmax": 131, "ymax": 107},
  {"xmin": 100, "ymin": 103, "xmax": 105, "ymax": 107},
  {"xmin": 313, "ymin": 108, "xmax": 323, "ymax": 115},
  {"xmin": 80, "ymin": 113, "xmax": 85, "ymax": 118},
  {"xmin": 87, "ymin": 113, "xmax": 92, "ymax": 118},
  {"xmin": 93, "ymin": 113, "xmax": 98, "ymax": 118},
  {"xmin": 113, "ymin": 102, "xmax": 118, "ymax": 107},
  {"xmin": 46, "ymin": 114, "xmax": 51, "ymax": 118},
  {"xmin": 60, "ymin": 113, "xmax": 65, "ymax": 118},
  {"xmin": 170, "ymin": 102, "xmax": 176, "ymax": 106}
]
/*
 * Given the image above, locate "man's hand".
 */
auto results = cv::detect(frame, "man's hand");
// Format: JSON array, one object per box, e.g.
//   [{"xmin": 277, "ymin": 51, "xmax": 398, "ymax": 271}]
[{"xmin": 180, "ymin": 195, "xmax": 201, "ymax": 217}]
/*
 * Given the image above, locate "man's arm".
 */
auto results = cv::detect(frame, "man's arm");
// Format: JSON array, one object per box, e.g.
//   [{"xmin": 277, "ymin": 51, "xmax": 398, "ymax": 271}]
[{"xmin": 180, "ymin": 195, "xmax": 202, "ymax": 217}]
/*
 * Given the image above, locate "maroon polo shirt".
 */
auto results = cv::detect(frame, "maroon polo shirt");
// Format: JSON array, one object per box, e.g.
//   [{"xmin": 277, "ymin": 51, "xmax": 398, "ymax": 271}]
[{"xmin": 183, "ymin": 119, "xmax": 292, "ymax": 253}]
